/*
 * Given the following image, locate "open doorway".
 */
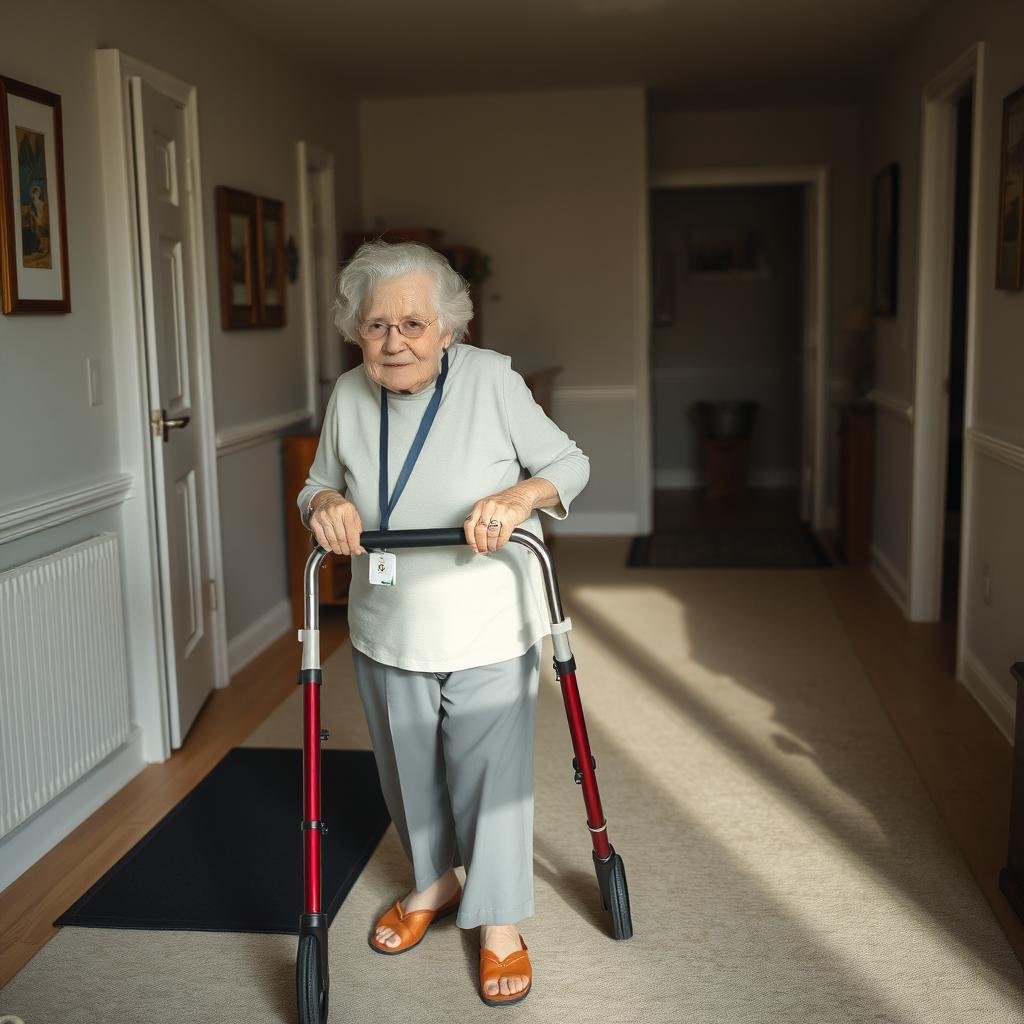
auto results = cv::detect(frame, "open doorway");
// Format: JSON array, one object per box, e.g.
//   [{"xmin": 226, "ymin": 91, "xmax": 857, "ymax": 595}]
[
  {"xmin": 635, "ymin": 177, "xmax": 829, "ymax": 567},
  {"xmin": 941, "ymin": 88, "xmax": 973, "ymax": 623}
]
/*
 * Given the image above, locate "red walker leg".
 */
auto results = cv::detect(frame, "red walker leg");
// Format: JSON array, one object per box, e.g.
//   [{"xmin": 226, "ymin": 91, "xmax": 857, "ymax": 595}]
[
  {"xmin": 302, "ymin": 681, "xmax": 323, "ymax": 914},
  {"xmin": 557, "ymin": 669, "xmax": 612, "ymax": 861}
]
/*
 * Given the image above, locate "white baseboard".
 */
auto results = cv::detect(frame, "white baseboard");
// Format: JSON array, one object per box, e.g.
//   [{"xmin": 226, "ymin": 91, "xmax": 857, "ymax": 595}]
[
  {"xmin": 961, "ymin": 648, "xmax": 1016, "ymax": 744},
  {"xmin": 0, "ymin": 727, "xmax": 145, "ymax": 894},
  {"xmin": 869, "ymin": 543, "xmax": 909, "ymax": 615},
  {"xmin": 547, "ymin": 511, "xmax": 640, "ymax": 535},
  {"xmin": 227, "ymin": 597, "xmax": 293, "ymax": 677}
]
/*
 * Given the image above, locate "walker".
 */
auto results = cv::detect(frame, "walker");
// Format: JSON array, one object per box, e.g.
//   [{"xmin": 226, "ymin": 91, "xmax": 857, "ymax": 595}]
[{"xmin": 295, "ymin": 527, "xmax": 633, "ymax": 1024}]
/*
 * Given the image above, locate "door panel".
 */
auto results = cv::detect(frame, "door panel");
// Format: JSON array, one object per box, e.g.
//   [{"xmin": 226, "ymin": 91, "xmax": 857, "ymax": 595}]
[
  {"xmin": 157, "ymin": 238, "xmax": 190, "ymax": 404},
  {"xmin": 131, "ymin": 76, "xmax": 216, "ymax": 747},
  {"xmin": 170, "ymin": 467, "xmax": 204, "ymax": 657}
]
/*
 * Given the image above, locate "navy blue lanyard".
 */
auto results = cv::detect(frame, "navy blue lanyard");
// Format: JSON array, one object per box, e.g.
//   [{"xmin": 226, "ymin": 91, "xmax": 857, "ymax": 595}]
[{"xmin": 378, "ymin": 348, "xmax": 450, "ymax": 532}]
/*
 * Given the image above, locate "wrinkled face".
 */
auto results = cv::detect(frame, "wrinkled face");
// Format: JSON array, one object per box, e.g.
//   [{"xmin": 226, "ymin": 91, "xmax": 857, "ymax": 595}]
[{"xmin": 357, "ymin": 271, "xmax": 453, "ymax": 394}]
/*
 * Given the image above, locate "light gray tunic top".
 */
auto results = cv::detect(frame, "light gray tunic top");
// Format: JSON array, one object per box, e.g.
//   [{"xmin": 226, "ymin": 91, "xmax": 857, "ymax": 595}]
[{"xmin": 296, "ymin": 342, "xmax": 590, "ymax": 671}]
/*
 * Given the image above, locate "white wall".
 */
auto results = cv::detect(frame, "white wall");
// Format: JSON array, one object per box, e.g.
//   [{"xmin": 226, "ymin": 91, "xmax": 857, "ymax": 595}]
[
  {"xmin": 865, "ymin": 0, "xmax": 1024, "ymax": 734},
  {"xmin": 359, "ymin": 87, "xmax": 649, "ymax": 533}
]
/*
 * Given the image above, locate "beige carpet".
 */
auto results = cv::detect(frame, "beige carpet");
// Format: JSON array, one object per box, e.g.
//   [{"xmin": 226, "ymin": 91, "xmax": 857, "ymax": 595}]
[{"xmin": 3, "ymin": 539, "xmax": 1023, "ymax": 1023}]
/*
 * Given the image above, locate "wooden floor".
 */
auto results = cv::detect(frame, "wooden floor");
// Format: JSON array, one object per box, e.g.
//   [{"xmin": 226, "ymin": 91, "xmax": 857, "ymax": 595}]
[
  {"xmin": 824, "ymin": 566, "xmax": 1024, "ymax": 964},
  {"xmin": 0, "ymin": 605, "xmax": 350, "ymax": 988},
  {"xmin": 1, "ymin": 538, "xmax": 1021, "ymax": 988}
]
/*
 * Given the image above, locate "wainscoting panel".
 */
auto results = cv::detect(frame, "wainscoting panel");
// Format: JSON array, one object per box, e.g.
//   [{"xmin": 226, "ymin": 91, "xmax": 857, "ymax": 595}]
[
  {"xmin": 0, "ymin": 533, "xmax": 132, "ymax": 840},
  {"xmin": 551, "ymin": 384, "xmax": 639, "ymax": 532},
  {"xmin": 961, "ymin": 432, "xmax": 1024, "ymax": 734}
]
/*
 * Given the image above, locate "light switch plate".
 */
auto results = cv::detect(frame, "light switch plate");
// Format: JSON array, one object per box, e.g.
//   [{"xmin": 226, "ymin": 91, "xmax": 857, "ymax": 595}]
[{"xmin": 87, "ymin": 357, "xmax": 102, "ymax": 407}]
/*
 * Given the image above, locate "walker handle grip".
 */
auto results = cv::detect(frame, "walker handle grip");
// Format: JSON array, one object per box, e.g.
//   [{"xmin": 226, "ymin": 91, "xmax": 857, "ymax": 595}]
[
  {"xmin": 307, "ymin": 526, "xmax": 561, "ymax": 619},
  {"xmin": 358, "ymin": 527, "xmax": 470, "ymax": 549}
]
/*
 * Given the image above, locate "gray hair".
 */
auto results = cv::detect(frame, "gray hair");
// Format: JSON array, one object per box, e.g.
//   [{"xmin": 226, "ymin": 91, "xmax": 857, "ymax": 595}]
[{"xmin": 333, "ymin": 240, "xmax": 474, "ymax": 345}]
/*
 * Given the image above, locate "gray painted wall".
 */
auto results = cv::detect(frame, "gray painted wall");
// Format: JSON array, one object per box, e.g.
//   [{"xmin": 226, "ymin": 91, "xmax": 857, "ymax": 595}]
[{"xmin": 359, "ymin": 87, "xmax": 648, "ymax": 531}]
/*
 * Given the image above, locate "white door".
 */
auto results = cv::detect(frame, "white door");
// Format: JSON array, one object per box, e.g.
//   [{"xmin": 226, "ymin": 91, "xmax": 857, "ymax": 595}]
[{"xmin": 130, "ymin": 76, "xmax": 216, "ymax": 747}]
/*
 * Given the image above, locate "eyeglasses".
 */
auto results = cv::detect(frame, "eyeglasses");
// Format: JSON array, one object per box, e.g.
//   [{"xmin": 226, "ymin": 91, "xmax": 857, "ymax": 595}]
[{"xmin": 359, "ymin": 316, "xmax": 438, "ymax": 341}]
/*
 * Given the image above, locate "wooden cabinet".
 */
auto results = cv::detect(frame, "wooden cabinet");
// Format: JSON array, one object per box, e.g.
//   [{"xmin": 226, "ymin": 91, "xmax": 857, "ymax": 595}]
[
  {"xmin": 837, "ymin": 403, "xmax": 875, "ymax": 565},
  {"xmin": 282, "ymin": 432, "xmax": 351, "ymax": 628},
  {"xmin": 702, "ymin": 438, "xmax": 751, "ymax": 498}
]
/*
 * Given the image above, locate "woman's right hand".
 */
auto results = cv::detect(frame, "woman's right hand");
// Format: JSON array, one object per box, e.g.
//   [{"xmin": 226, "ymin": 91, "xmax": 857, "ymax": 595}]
[{"xmin": 309, "ymin": 491, "xmax": 366, "ymax": 557}]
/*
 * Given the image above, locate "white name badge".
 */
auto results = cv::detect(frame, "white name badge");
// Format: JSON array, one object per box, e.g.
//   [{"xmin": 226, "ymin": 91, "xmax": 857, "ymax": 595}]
[{"xmin": 369, "ymin": 551, "xmax": 397, "ymax": 586}]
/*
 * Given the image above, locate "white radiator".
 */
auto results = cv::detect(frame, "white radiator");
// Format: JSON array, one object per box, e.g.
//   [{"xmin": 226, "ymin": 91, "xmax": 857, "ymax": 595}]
[{"xmin": 0, "ymin": 532, "xmax": 132, "ymax": 840}]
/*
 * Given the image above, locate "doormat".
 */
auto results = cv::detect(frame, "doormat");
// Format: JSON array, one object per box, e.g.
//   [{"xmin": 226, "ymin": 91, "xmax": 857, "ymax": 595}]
[
  {"xmin": 54, "ymin": 747, "xmax": 390, "ymax": 934},
  {"xmin": 627, "ymin": 526, "xmax": 834, "ymax": 568}
]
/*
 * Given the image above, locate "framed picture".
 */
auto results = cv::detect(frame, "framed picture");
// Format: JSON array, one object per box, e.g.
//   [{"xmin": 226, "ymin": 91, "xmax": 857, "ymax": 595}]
[
  {"xmin": 688, "ymin": 226, "xmax": 743, "ymax": 274},
  {"xmin": 215, "ymin": 185, "xmax": 258, "ymax": 329},
  {"xmin": 872, "ymin": 163, "xmax": 899, "ymax": 316},
  {"xmin": 256, "ymin": 196, "xmax": 285, "ymax": 327},
  {"xmin": 996, "ymin": 84, "xmax": 1024, "ymax": 291},
  {"xmin": 0, "ymin": 76, "xmax": 70, "ymax": 314}
]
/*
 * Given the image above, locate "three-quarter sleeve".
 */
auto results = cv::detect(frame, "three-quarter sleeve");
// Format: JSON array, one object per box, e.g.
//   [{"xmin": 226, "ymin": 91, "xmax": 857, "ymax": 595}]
[
  {"xmin": 502, "ymin": 358, "xmax": 590, "ymax": 520},
  {"xmin": 296, "ymin": 383, "xmax": 347, "ymax": 529}
]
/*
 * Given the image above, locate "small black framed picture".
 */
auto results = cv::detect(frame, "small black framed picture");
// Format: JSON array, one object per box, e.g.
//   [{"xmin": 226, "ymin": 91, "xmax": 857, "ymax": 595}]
[{"xmin": 872, "ymin": 163, "xmax": 899, "ymax": 317}]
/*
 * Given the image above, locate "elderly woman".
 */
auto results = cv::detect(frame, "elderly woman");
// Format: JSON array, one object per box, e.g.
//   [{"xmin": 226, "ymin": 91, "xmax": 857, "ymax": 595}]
[{"xmin": 296, "ymin": 241, "xmax": 590, "ymax": 1007}]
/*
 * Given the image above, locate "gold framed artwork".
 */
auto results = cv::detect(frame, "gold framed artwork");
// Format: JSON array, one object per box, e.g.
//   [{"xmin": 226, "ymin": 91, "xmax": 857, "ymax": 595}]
[
  {"xmin": 996, "ymin": 84, "xmax": 1024, "ymax": 291},
  {"xmin": 0, "ymin": 75, "xmax": 71, "ymax": 314},
  {"xmin": 215, "ymin": 186, "xmax": 287, "ymax": 329}
]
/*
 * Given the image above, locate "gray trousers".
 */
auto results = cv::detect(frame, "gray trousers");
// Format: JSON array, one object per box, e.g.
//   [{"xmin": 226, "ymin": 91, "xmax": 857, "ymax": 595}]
[{"xmin": 352, "ymin": 640, "xmax": 542, "ymax": 929}]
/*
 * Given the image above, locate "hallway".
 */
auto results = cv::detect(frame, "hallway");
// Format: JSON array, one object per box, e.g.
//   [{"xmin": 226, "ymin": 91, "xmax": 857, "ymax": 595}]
[{"xmin": 3, "ymin": 538, "xmax": 1021, "ymax": 1021}]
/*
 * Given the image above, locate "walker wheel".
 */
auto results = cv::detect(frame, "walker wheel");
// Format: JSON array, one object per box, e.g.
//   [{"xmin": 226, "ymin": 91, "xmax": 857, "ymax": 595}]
[
  {"xmin": 594, "ymin": 848, "xmax": 633, "ymax": 940},
  {"xmin": 296, "ymin": 933, "xmax": 329, "ymax": 1023}
]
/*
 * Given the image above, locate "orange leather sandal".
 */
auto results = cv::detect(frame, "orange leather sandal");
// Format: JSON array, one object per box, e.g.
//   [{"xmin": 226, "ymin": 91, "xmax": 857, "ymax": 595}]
[
  {"xmin": 368, "ymin": 883, "xmax": 462, "ymax": 955},
  {"xmin": 479, "ymin": 934, "xmax": 532, "ymax": 1006}
]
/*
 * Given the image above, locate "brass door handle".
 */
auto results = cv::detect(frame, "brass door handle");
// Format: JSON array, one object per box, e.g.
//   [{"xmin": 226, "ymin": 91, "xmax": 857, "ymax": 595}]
[{"xmin": 152, "ymin": 409, "xmax": 191, "ymax": 441}]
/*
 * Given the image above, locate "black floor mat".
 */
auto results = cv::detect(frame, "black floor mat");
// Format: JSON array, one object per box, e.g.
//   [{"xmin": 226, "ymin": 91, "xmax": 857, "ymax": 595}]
[{"xmin": 54, "ymin": 747, "xmax": 390, "ymax": 934}]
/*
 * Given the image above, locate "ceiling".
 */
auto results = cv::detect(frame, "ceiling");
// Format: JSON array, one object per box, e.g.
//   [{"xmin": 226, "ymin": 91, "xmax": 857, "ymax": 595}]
[{"xmin": 208, "ymin": 0, "xmax": 937, "ymax": 108}]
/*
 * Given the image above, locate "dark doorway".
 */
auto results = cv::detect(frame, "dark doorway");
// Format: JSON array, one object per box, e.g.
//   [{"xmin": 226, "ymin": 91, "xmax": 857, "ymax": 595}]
[
  {"xmin": 648, "ymin": 185, "xmax": 805, "ymax": 535},
  {"xmin": 941, "ymin": 88, "xmax": 972, "ymax": 622}
]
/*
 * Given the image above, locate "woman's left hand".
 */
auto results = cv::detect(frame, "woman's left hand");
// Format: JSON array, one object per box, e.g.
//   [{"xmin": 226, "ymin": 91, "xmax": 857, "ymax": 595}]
[{"xmin": 464, "ymin": 488, "xmax": 533, "ymax": 552}]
